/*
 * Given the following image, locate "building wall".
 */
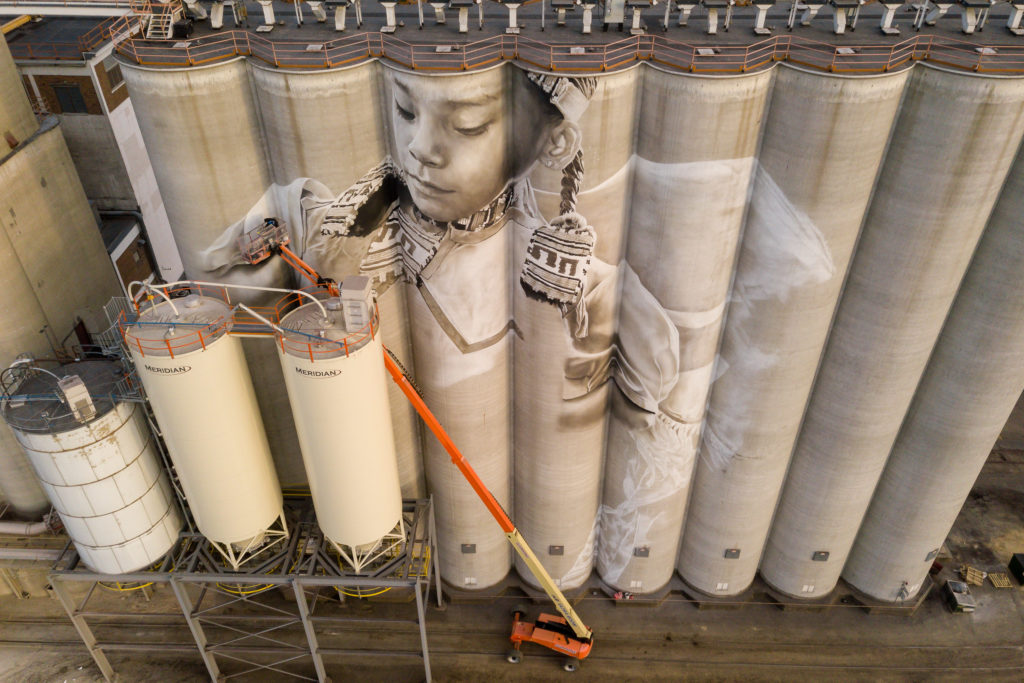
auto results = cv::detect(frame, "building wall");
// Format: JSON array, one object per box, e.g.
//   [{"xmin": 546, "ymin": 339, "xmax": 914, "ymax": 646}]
[
  {"xmin": 0, "ymin": 38, "xmax": 35, "ymax": 147},
  {"xmin": 0, "ymin": 43, "xmax": 122, "ymax": 519},
  {"xmin": 32, "ymin": 73, "xmax": 104, "ymax": 115},
  {"xmin": 58, "ymin": 114, "xmax": 137, "ymax": 210},
  {"xmin": 16, "ymin": 55, "xmax": 184, "ymax": 280}
]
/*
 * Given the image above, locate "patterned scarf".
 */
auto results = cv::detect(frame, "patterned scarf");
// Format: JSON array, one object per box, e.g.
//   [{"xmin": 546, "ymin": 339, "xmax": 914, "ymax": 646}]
[{"xmin": 359, "ymin": 187, "xmax": 514, "ymax": 286}]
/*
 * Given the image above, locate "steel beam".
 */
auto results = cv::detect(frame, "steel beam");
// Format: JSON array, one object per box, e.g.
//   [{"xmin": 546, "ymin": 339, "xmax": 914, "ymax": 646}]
[
  {"xmin": 50, "ymin": 578, "xmax": 117, "ymax": 683},
  {"xmin": 169, "ymin": 578, "xmax": 224, "ymax": 682},
  {"xmin": 292, "ymin": 580, "xmax": 330, "ymax": 683},
  {"xmin": 414, "ymin": 580, "xmax": 432, "ymax": 683}
]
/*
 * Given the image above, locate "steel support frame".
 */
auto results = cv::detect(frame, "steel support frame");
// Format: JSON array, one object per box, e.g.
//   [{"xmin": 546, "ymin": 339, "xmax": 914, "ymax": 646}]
[{"xmin": 49, "ymin": 498, "xmax": 440, "ymax": 683}]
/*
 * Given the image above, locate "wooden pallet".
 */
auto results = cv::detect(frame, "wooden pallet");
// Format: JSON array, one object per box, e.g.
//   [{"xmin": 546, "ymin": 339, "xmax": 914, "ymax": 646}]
[
  {"xmin": 989, "ymin": 572, "xmax": 1013, "ymax": 589},
  {"xmin": 960, "ymin": 565, "xmax": 987, "ymax": 587}
]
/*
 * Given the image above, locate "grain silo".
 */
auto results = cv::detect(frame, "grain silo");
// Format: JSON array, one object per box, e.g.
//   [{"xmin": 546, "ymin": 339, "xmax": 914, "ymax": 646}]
[
  {"xmin": 0, "ymin": 35, "xmax": 122, "ymax": 520},
  {"xmin": 276, "ymin": 278, "xmax": 403, "ymax": 570},
  {"xmin": 2, "ymin": 360, "xmax": 181, "ymax": 573},
  {"xmin": 843, "ymin": 141, "xmax": 1024, "ymax": 602},
  {"xmin": 597, "ymin": 69, "xmax": 771, "ymax": 594},
  {"xmin": 123, "ymin": 289, "xmax": 286, "ymax": 569},
  {"xmin": 676, "ymin": 67, "xmax": 909, "ymax": 597},
  {"xmin": 761, "ymin": 66, "xmax": 1024, "ymax": 599}
]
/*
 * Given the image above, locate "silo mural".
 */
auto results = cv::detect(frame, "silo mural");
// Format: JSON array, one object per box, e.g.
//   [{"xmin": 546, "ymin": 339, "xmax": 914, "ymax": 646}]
[{"xmin": 119, "ymin": 57, "xmax": 1024, "ymax": 598}]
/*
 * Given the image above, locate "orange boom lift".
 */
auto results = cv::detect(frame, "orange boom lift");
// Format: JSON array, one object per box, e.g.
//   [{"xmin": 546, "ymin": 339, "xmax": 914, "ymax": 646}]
[{"xmin": 242, "ymin": 219, "xmax": 594, "ymax": 669}]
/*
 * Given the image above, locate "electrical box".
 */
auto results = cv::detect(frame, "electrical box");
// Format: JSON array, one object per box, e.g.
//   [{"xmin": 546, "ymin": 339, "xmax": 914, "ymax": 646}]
[
  {"xmin": 58, "ymin": 375, "xmax": 96, "ymax": 423},
  {"xmin": 1009, "ymin": 553, "xmax": 1024, "ymax": 584},
  {"xmin": 341, "ymin": 276, "xmax": 374, "ymax": 331}
]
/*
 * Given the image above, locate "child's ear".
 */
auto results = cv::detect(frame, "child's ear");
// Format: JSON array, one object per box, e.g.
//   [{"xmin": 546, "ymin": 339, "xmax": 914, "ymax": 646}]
[{"xmin": 538, "ymin": 121, "xmax": 582, "ymax": 171}]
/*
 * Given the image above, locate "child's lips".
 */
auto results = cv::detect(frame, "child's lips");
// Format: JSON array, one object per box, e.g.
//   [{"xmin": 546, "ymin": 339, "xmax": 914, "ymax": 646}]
[{"xmin": 408, "ymin": 174, "xmax": 454, "ymax": 196}]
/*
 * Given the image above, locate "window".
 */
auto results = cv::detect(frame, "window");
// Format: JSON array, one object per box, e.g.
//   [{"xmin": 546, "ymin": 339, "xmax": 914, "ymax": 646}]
[
  {"xmin": 102, "ymin": 56, "xmax": 124, "ymax": 90},
  {"xmin": 52, "ymin": 84, "xmax": 88, "ymax": 113}
]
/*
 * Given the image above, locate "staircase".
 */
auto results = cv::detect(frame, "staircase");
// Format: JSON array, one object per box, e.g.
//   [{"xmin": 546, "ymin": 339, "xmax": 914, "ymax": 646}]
[
  {"xmin": 144, "ymin": 9, "xmax": 173, "ymax": 38},
  {"xmin": 138, "ymin": 0, "xmax": 184, "ymax": 39}
]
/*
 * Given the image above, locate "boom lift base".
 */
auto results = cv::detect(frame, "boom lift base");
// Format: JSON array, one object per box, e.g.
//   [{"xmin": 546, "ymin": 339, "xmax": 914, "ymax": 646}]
[{"xmin": 508, "ymin": 606, "xmax": 590, "ymax": 670}]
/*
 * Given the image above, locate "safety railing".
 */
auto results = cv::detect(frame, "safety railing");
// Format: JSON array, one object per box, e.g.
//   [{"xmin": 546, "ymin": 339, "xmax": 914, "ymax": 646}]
[
  {"xmin": 120, "ymin": 283, "xmax": 233, "ymax": 359},
  {"xmin": 271, "ymin": 288, "xmax": 380, "ymax": 362},
  {"xmin": 0, "ymin": 0, "xmax": 134, "ymax": 7},
  {"xmin": 12, "ymin": 10, "xmax": 1024, "ymax": 74},
  {"xmin": 26, "ymin": 91, "xmax": 50, "ymax": 116},
  {"xmin": 78, "ymin": 12, "xmax": 128, "ymax": 51},
  {"xmin": 8, "ymin": 41, "xmax": 83, "ymax": 60},
  {"xmin": 119, "ymin": 283, "xmax": 378, "ymax": 362},
  {"xmin": 102, "ymin": 30, "xmax": 1024, "ymax": 75}
]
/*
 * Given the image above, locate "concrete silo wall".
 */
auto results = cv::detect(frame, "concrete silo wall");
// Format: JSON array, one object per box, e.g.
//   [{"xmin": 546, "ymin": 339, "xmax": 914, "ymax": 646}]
[
  {"xmin": 515, "ymin": 68, "xmax": 639, "ymax": 591},
  {"xmin": 0, "ymin": 197, "xmax": 51, "ymax": 517},
  {"xmin": 248, "ymin": 62, "xmax": 423, "ymax": 498},
  {"xmin": 120, "ymin": 55, "xmax": 1024, "ymax": 595},
  {"xmin": 597, "ymin": 68, "xmax": 770, "ymax": 593},
  {"xmin": 122, "ymin": 59, "xmax": 305, "ymax": 486},
  {"xmin": 0, "ymin": 43, "xmax": 121, "ymax": 517},
  {"xmin": 676, "ymin": 67, "xmax": 908, "ymax": 597},
  {"xmin": 843, "ymin": 141, "xmax": 1024, "ymax": 602},
  {"xmin": 0, "ymin": 37, "xmax": 36, "ymax": 146},
  {"xmin": 761, "ymin": 65, "xmax": 1024, "ymax": 599}
]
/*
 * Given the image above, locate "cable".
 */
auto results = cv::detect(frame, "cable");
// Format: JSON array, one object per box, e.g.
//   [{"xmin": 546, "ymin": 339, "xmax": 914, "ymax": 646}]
[{"xmin": 384, "ymin": 345, "xmax": 423, "ymax": 398}]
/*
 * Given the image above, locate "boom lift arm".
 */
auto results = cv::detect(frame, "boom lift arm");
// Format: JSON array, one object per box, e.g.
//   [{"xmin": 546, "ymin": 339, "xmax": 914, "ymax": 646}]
[
  {"xmin": 382, "ymin": 352, "xmax": 594, "ymax": 662},
  {"xmin": 240, "ymin": 218, "xmax": 594, "ymax": 663}
]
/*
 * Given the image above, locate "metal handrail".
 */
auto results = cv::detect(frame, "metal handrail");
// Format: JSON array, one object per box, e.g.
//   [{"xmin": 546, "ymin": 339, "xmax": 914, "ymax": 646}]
[
  {"xmin": 0, "ymin": 0, "xmax": 134, "ymax": 6},
  {"xmin": 119, "ymin": 284, "xmax": 378, "ymax": 361},
  {"xmin": 9, "ymin": 5, "xmax": 1024, "ymax": 74},
  {"xmin": 98, "ymin": 30, "xmax": 1024, "ymax": 75},
  {"xmin": 120, "ymin": 283, "xmax": 234, "ymax": 359},
  {"xmin": 272, "ymin": 293, "xmax": 380, "ymax": 361}
]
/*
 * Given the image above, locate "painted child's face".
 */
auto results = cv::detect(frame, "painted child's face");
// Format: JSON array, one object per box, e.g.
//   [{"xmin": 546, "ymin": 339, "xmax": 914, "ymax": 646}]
[{"xmin": 389, "ymin": 70, "xmax": 514, "ymax": 223}]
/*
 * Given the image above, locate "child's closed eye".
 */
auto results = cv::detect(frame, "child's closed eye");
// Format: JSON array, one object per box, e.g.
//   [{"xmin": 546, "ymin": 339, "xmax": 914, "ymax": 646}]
[
  {"xmin": 454, "ymin": 121, "xmax": 492, "ymax": 137},
  {"xmin": 395, "ymin": 102, "xmax": 415, "ymax": 121}
]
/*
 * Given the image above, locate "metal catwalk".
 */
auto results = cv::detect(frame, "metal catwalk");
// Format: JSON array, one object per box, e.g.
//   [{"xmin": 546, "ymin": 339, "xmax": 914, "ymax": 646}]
[{"xmin": 48, "ymin": 497, "xmax": 442, "ymax": 682}]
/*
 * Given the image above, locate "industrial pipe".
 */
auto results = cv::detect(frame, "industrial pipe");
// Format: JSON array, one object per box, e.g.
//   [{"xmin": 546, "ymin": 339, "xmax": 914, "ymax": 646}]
[
  {"xmin": 157, "ymin": 280, "xmax": 330, "ymax": 320},
  {"xmin": 0, "ymin": 520, "xmax": 49, "ymax": 536}
]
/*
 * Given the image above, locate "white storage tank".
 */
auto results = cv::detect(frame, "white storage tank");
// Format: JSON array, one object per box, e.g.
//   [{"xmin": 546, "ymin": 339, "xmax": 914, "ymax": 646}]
[
  {"xmin": 1, "ymin": 360, "xmax": 181, "ymax": 574},
  {"xmin": 276, "ymin": 278, "xmax": 402, "ymax": 571},
  {"xmin": 123, "ymin": 288, "xmax": 286, "ymax": 569}
]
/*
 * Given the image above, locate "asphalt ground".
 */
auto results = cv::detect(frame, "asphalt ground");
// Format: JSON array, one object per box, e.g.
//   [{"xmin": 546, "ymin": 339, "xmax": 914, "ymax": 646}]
[{"xmin": 1, "ymin": 447, "xmax": 1022, "ymax": 682}]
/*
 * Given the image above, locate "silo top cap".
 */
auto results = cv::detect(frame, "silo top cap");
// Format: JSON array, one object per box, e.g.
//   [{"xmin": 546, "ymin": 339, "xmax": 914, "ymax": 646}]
[
  {"xmin": 2, "ymin": 360, "xmax": 124, "ymax": 434},
  {"xmin": 278, "ymin": 299, "xmax": 378, "ymax": 361},
  {"xmin": 125, "ymin": 294, "xmax": 232, "ymax": 358}
]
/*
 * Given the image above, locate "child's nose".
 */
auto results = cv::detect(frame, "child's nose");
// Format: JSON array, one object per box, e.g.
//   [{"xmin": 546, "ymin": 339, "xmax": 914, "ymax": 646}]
[{"xmin": 408, "ymin": 126, "xmax": 444, "ymax": 168}]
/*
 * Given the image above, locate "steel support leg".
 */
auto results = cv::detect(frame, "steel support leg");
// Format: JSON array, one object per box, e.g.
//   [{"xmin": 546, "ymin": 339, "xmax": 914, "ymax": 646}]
[
  {"xmin": 923, "ymin": 2, "xmax": 951, "ymax": 24},
  {"xmin": 800, "ymin": 3, "xmax": 822, "ymax": 25},
  {"xmin": 630, "ymin": 5, "xmax": 644, "ymax": 33},
  {"xmin": 169, "ymin": 579, "xmax": 223, "ymax": 682},
  {"xmin": 258, "ymin": 0, "xmax": 275, "ymax": 23},
  {"xmin": 879, "ymin": 2, "xmax": 901, "ymax": 33},
  {"xmin": 429, "ymin": 497, "xmax": 444, "ymax": 608},
  {"xmin": 51, "ymin": 579, "xmax": 116, "ymax": 683},
  {"xmin": 415, "ymin": 580, "xmax": 432, "ymax": 683},
  {"xmin": 292, "ymin": 580, "xmax": 329, "ymax": 683},
  {"xmin": 382, "ymin": 1, "xmax": 398, "ymax": 30},
  {"xmin": 707, "ymin": 6, "xmax": 719, "ymax": 33}
]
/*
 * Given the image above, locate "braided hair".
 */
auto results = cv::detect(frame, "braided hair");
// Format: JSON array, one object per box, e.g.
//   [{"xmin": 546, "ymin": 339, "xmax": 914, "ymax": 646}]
[{"xmin": 519, "ymin": 75, "xmax": 598, "ymax": 337}]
